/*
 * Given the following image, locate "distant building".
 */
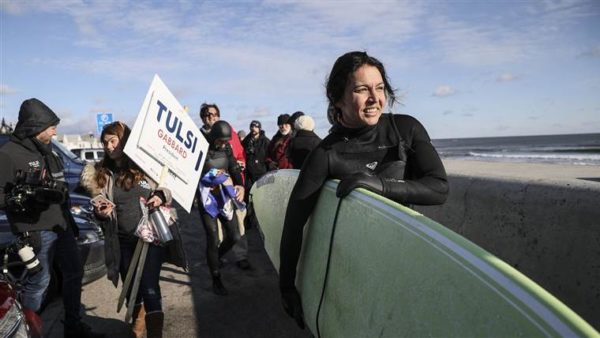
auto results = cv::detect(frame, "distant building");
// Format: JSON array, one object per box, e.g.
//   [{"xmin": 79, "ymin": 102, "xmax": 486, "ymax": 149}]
[
  {"xmin": 0, "ymin": 118, "xmax": 14, "ymax": 134},
  {"xmin": 0, "ymin": 118, "xmax": 100, "ymax": 150},
  {"xmin": 57, "ymin": 133, "xmax": 102, "ymax": 150}
]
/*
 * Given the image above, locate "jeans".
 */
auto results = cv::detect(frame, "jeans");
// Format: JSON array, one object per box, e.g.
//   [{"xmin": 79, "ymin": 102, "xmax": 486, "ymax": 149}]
[
  {"xmin": 119, "ymin": 237, "xmax": 165, "ymax": 313},
  {"xmin": 21, "ymin": 230, "xmax": 56, "ymax": 312},
  {"xmin": 21, "ymin": 228, "xmax": 83, "ymax": 327}
]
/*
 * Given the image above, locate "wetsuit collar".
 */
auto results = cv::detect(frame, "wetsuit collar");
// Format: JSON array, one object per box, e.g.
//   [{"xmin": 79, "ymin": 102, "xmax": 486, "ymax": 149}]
[{"xmin": 330, "ymin": 122, "xmax": 377, "ymax": 138}]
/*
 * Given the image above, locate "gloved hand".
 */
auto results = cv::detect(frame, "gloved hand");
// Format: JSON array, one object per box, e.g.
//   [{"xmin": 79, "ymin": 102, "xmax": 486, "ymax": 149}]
[
  {"xmin": 336, "ymin": 172, "xmax": 384, "ymax": 198},
  {"xmin": 281, "ymin": 287, "xmax": 305, "ymax": 329},
  {"xmin": 267, "ymin": 162, "xmax": 278, "ymax": 171}
]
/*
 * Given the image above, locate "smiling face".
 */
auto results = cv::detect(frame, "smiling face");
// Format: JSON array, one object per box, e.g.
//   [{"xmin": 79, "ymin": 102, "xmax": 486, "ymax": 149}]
[
  {"xmin": 102, "ymin": 133, "xmax": 124, "ymax": 161},
  {"xmin": 201, "ymin": 107, "xmax": 220, "ymax": 128},
  {"xmin": 335, "ymin": 65, "xmax": 385, "ymax": 129}
]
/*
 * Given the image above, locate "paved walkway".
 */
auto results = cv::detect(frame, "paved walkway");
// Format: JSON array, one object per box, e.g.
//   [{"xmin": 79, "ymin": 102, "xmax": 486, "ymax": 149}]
[{"xmin": 41, "ymin": 204, "xmax": 311, "ymax": 338}]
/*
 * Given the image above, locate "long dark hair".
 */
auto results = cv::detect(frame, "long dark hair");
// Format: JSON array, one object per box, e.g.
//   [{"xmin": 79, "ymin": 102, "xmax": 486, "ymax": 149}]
[
  {"xmin": 325, "ymin": 51, "xmax": 397, "ymax": 125},
  {"xmin": 95, "ymin": 121, "xmax": 145, "ymax": 191}
]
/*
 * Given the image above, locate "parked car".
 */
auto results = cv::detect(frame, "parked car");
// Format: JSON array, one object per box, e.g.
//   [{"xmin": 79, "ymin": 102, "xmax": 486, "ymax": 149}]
[
  {"xmin": 0, "ymin": 134, "xmax": 86, "ymax": 193},
  {"xmin": 71, "ymin": 148, "xmax": 104, "ymax": 163},
  {"xmin": 0, "ymin": 192, "xmax": 106, "ymax": 308},
  {"xmin": 0, "ymin": 251, "xmax": 43, "ymax": 338}
]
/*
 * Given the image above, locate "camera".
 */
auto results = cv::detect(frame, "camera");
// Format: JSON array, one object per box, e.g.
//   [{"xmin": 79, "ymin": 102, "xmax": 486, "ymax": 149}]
[
  {"xmin": 12, "ymin": 234, "xmax": 42, "ymax": 275},
  {"xmin": 5, "ymin": 169, "xmax": 66, "ymax": 213}
]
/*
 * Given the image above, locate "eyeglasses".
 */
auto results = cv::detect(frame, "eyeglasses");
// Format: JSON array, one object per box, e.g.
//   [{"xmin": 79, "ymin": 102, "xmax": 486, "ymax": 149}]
[{"xmin": 202, "ymin": 112, "xmax": 219, "ymax": 118}]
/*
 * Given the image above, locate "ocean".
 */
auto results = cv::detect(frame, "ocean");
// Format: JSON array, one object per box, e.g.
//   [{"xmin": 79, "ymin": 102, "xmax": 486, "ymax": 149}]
[{"xmin": 432, "ymin": 133, "xmax": 600, "ymax": 166}]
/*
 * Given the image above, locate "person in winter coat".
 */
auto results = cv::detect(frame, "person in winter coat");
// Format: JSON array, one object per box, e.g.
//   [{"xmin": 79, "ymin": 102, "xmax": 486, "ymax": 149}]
[
  {"xmin": 0, "ymin": 98, "xmax": 103, "ymax": 338},
  {"xmin": 286, "ymin": 115, "xmax": 322, "ymax": 169},
  {"xmin": 278, "ymin": 51, "xmax": 449, "ymax": 329},
  {"xmin": 80, "ymin": 121, "xmax": 175, "ymax": 338},
  {"xmin": 196, "ymin": 121, "xmax": 245, "ymax": 295},
  {"xmin": 266, "ymin": 114, "xmax": 293, "ymax": 171},
  {"xmin": 241, "ymin": 120, "xmax": 270, "ymax": 196}
]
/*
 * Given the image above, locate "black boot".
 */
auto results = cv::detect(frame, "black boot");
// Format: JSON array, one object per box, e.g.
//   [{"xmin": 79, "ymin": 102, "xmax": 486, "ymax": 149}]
[
  {"xmin": 145, "ymin": 311, "xmax": 164, "ymax": 338},
  {"xmin": 212, "ymin": 271, "xmax": 228, "ymax": 295}
]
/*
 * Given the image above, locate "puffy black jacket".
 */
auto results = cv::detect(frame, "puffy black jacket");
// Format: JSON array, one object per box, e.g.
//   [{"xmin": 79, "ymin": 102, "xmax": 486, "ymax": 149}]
[
  {"xmin": 242, "ymin": 130, "xmax": 270, "ymax": 179},
  {"xmin": 0, "ymin": 98, "xmax": 74, "ymax": 233},
  {"xmin": 286, "ymin": 129, "xmax": 321, "ymax": 169}
]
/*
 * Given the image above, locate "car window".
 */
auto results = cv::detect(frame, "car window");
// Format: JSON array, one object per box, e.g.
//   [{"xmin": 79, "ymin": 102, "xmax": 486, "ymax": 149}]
[
  {"xmin": 51, "ymin": 139, "xmax": 86, "ymax": 164},
  {"xmin": 85, "ymin": 152, "xmax": 95, "ymax": 160},
  {"xmin": 97, "ymin": 151, "xmax": 104, "ymax": 159}
]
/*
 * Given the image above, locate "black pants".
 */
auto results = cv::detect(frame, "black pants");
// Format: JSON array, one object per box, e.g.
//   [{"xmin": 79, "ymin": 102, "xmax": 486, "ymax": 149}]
[
  {"xmin": 54, "ymin": 227, "xmax": 84, "ymax": 328},
  {"xmin": 199, "ymin": 208, "xmax": 241, "ymax": 275}
]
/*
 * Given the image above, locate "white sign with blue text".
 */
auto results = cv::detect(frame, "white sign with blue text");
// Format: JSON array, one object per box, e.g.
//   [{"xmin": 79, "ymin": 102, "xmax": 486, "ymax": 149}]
[
  {"xmin": 96, "ymin": 112, "xmax": 113, "ymax": 135},
  {"xmin": 124, "ymin": 74, "xmax": 208, "ymax": 212}
]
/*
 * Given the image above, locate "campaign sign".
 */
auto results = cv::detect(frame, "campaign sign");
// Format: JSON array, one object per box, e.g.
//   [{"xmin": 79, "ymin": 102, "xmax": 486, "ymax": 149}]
[
  {"xmin": 96, "ymin": 112, "xmax": 113, "ymax": 135},
  {"xmin": 124, "ymin": 74, "xmax": 208, "ymax": 212}
]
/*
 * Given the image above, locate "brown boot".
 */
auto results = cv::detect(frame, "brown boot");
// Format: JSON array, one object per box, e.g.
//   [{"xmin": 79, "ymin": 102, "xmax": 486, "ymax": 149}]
[
  {"xmin": 145, "ymin": 311, "xmax": 164, "ymax": 338},
  {"xmin": 131, "ymin": 303, "xmax": 146, "ymax": 338}
]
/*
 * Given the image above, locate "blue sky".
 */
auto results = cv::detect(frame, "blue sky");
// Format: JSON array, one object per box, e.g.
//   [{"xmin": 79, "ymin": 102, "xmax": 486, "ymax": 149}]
[{"xmin": 1, "ymin": 0, "xmax": 599, "ymax": 139}]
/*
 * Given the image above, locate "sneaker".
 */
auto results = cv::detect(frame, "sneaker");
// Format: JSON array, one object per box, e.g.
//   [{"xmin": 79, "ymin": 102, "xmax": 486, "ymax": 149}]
[
  {"xmin": 236, "ymin": 259, "xmax": 252, "ymax": 270},
  {"xmin": 64, "ymin": 321, "xmax": 104, "ymax": 338}
]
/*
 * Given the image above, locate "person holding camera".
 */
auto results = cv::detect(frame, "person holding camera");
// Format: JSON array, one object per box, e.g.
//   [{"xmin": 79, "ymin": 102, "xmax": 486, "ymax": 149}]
[{"xmin": 0, "ymin": 98, "xmax": 103, "ymax": 338}]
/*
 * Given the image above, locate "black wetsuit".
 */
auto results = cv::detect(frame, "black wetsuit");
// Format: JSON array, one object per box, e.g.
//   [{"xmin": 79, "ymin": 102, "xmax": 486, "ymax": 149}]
[
  {"xmin": 198, "ymin": 145, "xmax": 244, "ymax": 276},
  {"xmin": 279, "ymin": 114, "xmax": 448, "ymax": 290}
]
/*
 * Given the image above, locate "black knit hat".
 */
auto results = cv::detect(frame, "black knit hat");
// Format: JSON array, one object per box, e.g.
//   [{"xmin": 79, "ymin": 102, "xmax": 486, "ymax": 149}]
[
  {"xmin": 277, "ymin": 114, "xmax": 290, "ymax": 126},
  {"xmin": 250, "ymin": 120, "xmax": 261, "ymax": 129},
  {"xmin": 288, "ymin": 111, "xmax": 305, "ymax": 129}
]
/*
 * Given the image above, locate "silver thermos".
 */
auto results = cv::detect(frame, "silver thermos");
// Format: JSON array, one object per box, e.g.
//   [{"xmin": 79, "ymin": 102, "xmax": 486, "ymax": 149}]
[{"xmin": 149, "ymin": 208, "xmax": 173, "ymax": 244}]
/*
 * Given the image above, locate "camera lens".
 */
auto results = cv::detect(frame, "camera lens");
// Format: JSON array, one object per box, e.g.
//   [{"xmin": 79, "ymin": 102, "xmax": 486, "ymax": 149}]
[{"xmin": 17, "ymin": 243, "xmax": 42, "ymax": 274}]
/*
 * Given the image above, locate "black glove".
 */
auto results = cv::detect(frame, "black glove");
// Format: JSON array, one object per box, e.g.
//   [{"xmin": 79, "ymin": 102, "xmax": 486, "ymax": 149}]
[
  {"xmin": 281, "ymin": 287, "xmax": 305, "ymax": 329},
  {"xmin": 336, "ymin": 172, "xmax": 384, "ymax": 198}
]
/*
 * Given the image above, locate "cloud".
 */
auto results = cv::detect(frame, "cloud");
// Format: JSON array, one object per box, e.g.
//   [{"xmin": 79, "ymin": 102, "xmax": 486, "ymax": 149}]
[
  {"xmin": 433, "ymin": 85, "xmax": 456, "ymax": 97},
  {"xmin": 443, "ymin": 110, "xmax": 453, "ymax": 115},
  {"xmin": 0, "ymin": 85, "xmax": 17, "ymax": 95},
  {"xmin": 496, "ymin": 73, "xmax": 520, "ymax": 82},
  {"xmin": 579, "ymin": 45, "xmax": 600, "ymax": 58}
]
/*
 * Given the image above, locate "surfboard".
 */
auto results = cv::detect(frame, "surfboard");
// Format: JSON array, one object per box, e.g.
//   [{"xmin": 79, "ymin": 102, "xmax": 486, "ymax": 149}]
[{"xmin": 251, "ymin": 169, "xmax": 599, "ymax": 337}]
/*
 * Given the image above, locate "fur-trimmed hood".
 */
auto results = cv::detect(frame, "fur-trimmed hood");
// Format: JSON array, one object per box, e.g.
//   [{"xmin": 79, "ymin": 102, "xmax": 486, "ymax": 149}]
[
  {"xmin": 79, "ymin": 163, "xmax": 173, "ymax": 204},
  {"xmin": 80, "ymin": 163, "xmax": 103, "ymax": 196}
]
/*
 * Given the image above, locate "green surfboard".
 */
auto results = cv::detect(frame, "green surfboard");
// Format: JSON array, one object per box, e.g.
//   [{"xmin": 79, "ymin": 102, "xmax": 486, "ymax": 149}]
[{"xmin": 252, "ymin": 169, "xmax": 599, "ymax": 337}]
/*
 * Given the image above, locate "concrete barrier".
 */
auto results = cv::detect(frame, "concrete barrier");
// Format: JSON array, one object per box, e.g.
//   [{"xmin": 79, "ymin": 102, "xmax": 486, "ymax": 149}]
[{"xmin": 415, "ymin": 160, "xmax": 600, "ymax": 330}]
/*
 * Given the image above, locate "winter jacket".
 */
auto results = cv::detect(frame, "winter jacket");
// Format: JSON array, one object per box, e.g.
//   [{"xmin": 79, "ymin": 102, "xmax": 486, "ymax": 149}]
[
  {"xmin": 241, "ymin": 130, "xmax": 270, "ymax": 180},
  {"xmin": 0, "ymin": 98, "xmax": 76, "ymax": 234},
  {"xmin": 80, "ymin": 164, "xmax": 185, "ymax": 286},
  {"xmin": 266, "ymin": 132, "xmax": 292, "ymax": 170},
  {"xmin": 286, "ymin": 129, "xmax": 322, "ymax": 169}
]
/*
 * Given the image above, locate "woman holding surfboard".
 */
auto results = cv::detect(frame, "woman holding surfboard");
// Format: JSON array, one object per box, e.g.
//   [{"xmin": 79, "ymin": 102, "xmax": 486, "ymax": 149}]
[{"xmin": 279, "ymin": 51, "xmax": 449, "ymax": 329}]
